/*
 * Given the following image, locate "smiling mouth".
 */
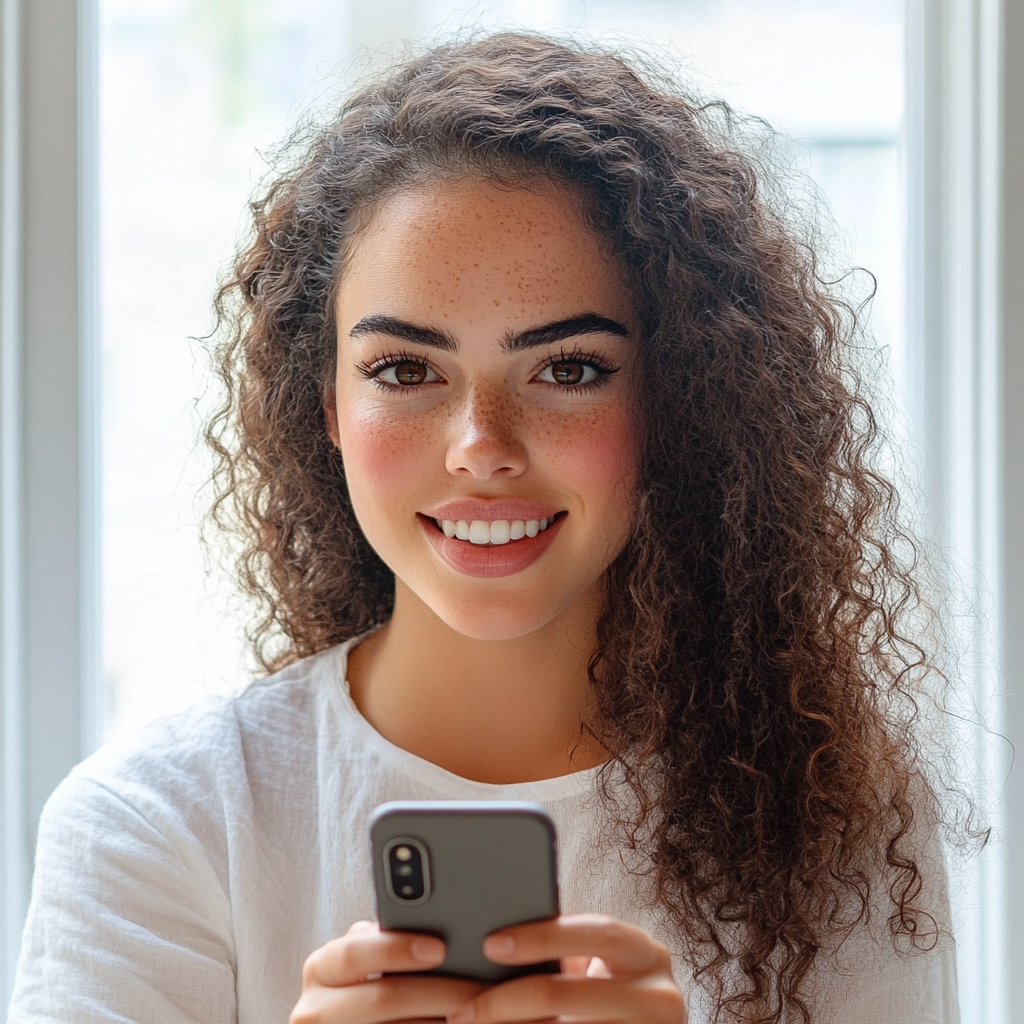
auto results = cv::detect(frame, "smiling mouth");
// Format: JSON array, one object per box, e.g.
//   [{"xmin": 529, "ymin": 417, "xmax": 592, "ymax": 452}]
[{"xmin": 428, "ymin": 512, "xmax": 566, "ymax": 546}]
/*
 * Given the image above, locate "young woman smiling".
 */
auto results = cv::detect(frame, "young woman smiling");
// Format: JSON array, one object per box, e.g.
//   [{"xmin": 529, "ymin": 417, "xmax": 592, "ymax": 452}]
[
  {"xmin": 330, "ymin": 177, "xmax": 638, "ymax": 785},
  {"xmin": 9, "ymin": 34, "xmax": 959, "ymax": 1024}
]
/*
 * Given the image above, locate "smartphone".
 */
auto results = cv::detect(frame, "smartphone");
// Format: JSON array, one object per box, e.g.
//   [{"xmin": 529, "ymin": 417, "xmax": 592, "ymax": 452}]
[{"xmin": 369, "ymin": 800, "xmax": 560, "ymax": 983}]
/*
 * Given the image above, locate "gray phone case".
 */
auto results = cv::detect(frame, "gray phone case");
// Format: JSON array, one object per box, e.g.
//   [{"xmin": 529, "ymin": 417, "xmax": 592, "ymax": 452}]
[{"xmin": 369, "ymin": 800, "xmax": 560, "ymax": 982}]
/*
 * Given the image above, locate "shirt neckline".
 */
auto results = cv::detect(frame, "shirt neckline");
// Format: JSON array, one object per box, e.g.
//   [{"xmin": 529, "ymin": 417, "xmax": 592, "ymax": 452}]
[{"xmin": 323, "ymin": 636, "xmax": 607, "ymax": 803}]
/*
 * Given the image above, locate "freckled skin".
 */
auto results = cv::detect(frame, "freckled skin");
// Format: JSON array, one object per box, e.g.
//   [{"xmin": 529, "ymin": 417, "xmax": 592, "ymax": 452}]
[{"xmin": 327, "ymin": 176, "xmax": 639, "ymax": 643}]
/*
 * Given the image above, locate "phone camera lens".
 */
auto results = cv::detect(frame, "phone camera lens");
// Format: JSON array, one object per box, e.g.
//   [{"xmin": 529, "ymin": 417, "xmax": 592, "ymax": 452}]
[{"xmin": 388, "ymin": 841, "xmax": 426, "ymax": 901}]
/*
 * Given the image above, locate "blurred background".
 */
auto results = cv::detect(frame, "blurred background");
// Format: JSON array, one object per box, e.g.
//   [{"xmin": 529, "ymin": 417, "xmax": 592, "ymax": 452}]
[{"xmin": 99, "ymin": 0, "xmax": 907, "ymax": 738}]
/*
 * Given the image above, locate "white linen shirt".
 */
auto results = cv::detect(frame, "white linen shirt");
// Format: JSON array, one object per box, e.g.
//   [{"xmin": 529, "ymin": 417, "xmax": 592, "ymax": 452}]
[{"xmin": 8, "ymin": 640, "xmax": 959, "ymax": 1023}]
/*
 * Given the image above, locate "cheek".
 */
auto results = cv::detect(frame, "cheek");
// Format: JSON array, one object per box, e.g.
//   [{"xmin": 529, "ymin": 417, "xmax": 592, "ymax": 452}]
[
  {"xmin": 336, "ymin": 401, "xmax": 438, "ymax": 506},
  {"xmin": 541, "ymin": 404, "xmax": 639, "ymax": 504}
]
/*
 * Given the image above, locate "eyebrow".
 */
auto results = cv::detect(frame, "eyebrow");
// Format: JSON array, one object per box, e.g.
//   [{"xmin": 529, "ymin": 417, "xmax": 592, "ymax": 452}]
[
  {"xmin": 502, "ymin": 313, "xmax": 630, "ymax": 353},
  {"xmin": 348, "ymin": 312, "xmax": 630, "ymax": 353},
  {"xmin": 348, "ymin": 314, "xmax": 458, "ymax": 352}
]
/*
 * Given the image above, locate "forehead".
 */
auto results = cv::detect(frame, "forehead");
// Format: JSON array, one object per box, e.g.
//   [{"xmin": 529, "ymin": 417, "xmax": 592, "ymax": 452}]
[{"xmin": 338, "ymin": 175, "xmax": 633, "ymax": 331}]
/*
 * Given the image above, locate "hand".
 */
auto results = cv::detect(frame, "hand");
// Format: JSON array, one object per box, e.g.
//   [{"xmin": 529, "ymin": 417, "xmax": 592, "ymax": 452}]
[
  {"xmin": 290, "ymin": 920, "xmax": 488, "ymax": 1024},
  {"xmin": 449, "ymin": 914, "xmax": 686, "ymax": 1024}
]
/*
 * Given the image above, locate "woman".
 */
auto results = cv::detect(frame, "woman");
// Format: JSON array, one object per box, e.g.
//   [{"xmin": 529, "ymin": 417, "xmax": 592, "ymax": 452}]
[{"xmin": 10, "ymin": 33, "xmax": 957, "ymax": 1024}]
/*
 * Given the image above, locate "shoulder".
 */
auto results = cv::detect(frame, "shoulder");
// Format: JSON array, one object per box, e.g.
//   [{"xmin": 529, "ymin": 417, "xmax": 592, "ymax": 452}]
[
  {"xmin": 45, "ymin": 643, "xmax": 349, "ymax": 847},
  {"xmin": 11, "ymin": 644, "xmax": 356, "ymax": 1023},
  {"xmin": 800, "ymin": 780, "xmax": 960, "ymax": 1024}
]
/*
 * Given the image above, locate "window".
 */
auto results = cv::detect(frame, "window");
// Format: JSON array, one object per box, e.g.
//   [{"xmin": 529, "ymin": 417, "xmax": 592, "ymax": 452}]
[{"xmin": 100, "ymin": 0, "xmax": 908, "ymax": 738}]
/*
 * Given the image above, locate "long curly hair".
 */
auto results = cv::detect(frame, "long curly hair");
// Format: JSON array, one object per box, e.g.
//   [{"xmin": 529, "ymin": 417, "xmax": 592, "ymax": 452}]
[{"xmin": 207, "ymin": 33, "xmax": 947, "ymax": 1023}]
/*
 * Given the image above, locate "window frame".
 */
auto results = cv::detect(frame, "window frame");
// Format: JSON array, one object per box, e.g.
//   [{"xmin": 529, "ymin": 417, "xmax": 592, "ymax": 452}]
[
  {"xmin": 998, "ymin": 0, "xmax": 1024, "ymax": 1018},
  {"xmin": 0, "ymin": 1, "xmax": 1021, "ymax": 1018},
  {"xmin": 0, "ymin": 0, "xmax": 101, "ymax": 1002},
  {"xmin": 904, "ymin": 1, "xmax": 1020, "ymax": 1020}
]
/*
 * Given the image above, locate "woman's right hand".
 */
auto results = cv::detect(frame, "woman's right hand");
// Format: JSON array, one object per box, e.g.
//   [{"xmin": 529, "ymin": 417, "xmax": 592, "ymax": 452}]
[{"xmin": 290, "ymin": 920, "xmax": 489, "ymax": 1024}]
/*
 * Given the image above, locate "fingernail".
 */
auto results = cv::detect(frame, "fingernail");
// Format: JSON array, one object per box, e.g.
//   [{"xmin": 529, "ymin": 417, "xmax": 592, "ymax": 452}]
[
  {"xmin": 411, "ymin": 936, "xmax": 445, "ymax": 963},
  {"xmin": 449, "ymin": 1004, "xmax": 476, "ymax": 1023},
  {"xmin": 483, "ymin": 934, "xmax": 515, "ymax": 958}
]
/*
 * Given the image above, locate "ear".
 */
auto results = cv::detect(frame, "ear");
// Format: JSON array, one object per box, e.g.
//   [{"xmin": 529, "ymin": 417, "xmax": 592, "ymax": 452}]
[{"xmin": 324, "ymin": 388, "xmax": 341, "ymax": 449}]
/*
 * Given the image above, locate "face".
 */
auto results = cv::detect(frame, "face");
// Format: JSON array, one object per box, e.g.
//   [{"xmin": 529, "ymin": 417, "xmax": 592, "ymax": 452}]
[{"xmin": 327, "ymin": 175, "xmax": 639, "ymax": 641}]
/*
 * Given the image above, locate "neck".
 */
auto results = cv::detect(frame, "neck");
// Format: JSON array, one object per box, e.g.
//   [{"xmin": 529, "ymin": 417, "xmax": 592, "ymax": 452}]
[{"xmin": 346, "ymin": 581, "xmax": 608, "ymax": 784}]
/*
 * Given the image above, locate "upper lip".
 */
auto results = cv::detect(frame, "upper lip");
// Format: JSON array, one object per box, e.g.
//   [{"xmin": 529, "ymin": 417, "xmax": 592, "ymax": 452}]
[{"xmin": 421, "ymin": 499, "xmax": 563, "ymax": 522}]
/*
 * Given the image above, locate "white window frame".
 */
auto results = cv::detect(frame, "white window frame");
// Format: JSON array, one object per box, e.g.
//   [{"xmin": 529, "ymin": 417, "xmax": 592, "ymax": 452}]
[
  {"xmin": 904, "ymin": 1, "xmax": 1021, "ymax": 1021},
  {"xmin": 0, "ymin": 2, "xmax": 1021, "ymax": 1019},
  {"xmin": 0, "ymin": 0, "xmax": 101, "ymax": 1003},
  {"xmin": 997, "ymin": 0, "xmax": 1024, "ymax": 1016}
]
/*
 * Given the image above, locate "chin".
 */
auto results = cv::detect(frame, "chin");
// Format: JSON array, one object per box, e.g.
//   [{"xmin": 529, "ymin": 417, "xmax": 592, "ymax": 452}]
[{"xmin": 430, "ymin": 592, "xmax": 572, "ymax": 642}]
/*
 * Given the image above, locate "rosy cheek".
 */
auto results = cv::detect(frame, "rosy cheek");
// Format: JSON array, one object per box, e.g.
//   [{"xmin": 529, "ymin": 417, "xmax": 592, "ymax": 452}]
[
  {"xmin": 337, "ymin": 402, "xmax": 437, "ymax": 501},
  {"xmin": 541, "ymin": 405, "xmax": 639, "ymax": 502}
]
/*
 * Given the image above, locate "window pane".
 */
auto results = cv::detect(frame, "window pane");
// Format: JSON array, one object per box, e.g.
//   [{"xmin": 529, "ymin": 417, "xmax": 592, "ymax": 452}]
[{"xmin": 100, "ymin": 0, "xmax": 904, "ymax": 741}]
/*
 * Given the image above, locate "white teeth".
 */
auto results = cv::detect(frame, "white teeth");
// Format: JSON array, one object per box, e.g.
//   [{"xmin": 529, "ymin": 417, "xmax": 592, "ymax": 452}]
[{"xmin": 437, "ymin": 515, "xmax": 557, "ymax": 543}]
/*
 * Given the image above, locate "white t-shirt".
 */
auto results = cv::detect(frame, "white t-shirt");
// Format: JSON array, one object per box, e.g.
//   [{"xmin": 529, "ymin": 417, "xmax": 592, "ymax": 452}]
[{"xmin": 8, "ymin": 639, "xmax": 959, "ymax": 1023}]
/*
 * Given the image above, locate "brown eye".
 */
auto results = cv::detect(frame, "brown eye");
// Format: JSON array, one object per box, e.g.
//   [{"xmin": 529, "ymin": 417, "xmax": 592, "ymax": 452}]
[
  {"xmin": 394, "ymin": 361, "xmax": 428, "ymax": 385},
  {"xmin": 550, "ymin": 362, "xmax": 585, "ymax": 385},
  {"xmin": 371, "ymin": 359, "xmax": 441, "ymax": 389},
  {"xmin": 536, "ymin": 360, "xmax": 603, "ymax": 387}
]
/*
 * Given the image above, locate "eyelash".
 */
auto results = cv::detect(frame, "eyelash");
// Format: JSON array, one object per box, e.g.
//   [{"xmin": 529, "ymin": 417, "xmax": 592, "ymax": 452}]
[
  {"xmin": 535, "ymin": 347, "xmax": 619, "ymax": 393},
  {"xmin": 356, "ymin": 347, "xmax": 620, "ymax": 393},
  {"xmin": 356, "ymin": 350, "xmax": 440, "ymax": 393}
]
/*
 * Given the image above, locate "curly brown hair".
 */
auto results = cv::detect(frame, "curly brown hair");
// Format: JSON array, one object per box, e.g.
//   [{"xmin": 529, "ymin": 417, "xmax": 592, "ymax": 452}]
[{"xmin": 207, "ymin": 33, "xmax": 948, "ymax": 1023}]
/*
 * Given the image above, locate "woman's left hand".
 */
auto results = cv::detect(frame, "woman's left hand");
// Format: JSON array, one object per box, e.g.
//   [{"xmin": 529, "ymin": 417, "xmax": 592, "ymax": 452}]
[{"xmin": 449, "ymin": 913, "xmax": 687, "ymax": 1024}]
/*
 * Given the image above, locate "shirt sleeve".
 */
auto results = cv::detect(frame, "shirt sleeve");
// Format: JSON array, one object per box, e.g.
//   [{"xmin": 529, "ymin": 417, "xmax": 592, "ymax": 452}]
[
  {"xmin": 7, "ymin": 769, "xmax": 237, "ymax": 1024},
  {"xmin": 803, "ymin": 823, "xmax": 961, "ymax": 1024},
  {"xmin": 811, "ymin": 932, "xmax": 960, "ymax": 1024}
]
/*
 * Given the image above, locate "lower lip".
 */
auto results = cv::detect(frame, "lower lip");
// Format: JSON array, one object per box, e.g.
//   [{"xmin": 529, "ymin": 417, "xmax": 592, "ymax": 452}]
[{"xmin": 419, "ymin": 514, "xmax": 565, "ymax": 578}]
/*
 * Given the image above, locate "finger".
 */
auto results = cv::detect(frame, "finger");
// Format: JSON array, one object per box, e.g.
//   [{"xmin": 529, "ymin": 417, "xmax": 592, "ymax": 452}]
[
  {"xmin": 293, "ymin": 975, "xmax": 486, "ymax": 1024},
  {"xmin": 561, "ymin": 955, "xmax": 591, "ymax": 977},
  {"xmin": 449, "ymin": 974, "xmax": 686, "ymax": 1024},
  {"xmin": 484, "ymin": 915, "xmax": 672, "ymax": 977},
  {"xmin": 346, "ymin": 920, "xmax": 378, "ymax": 936},
  {"xmin": 303, "ymin": 928, "xmax": 446, "ymax": 987}
]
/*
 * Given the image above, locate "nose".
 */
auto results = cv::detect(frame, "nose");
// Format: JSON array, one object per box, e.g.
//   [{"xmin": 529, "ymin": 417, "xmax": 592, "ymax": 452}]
[{"xmin": 445, "ymin": 386, "xmax": 527, "ymax": 479}]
